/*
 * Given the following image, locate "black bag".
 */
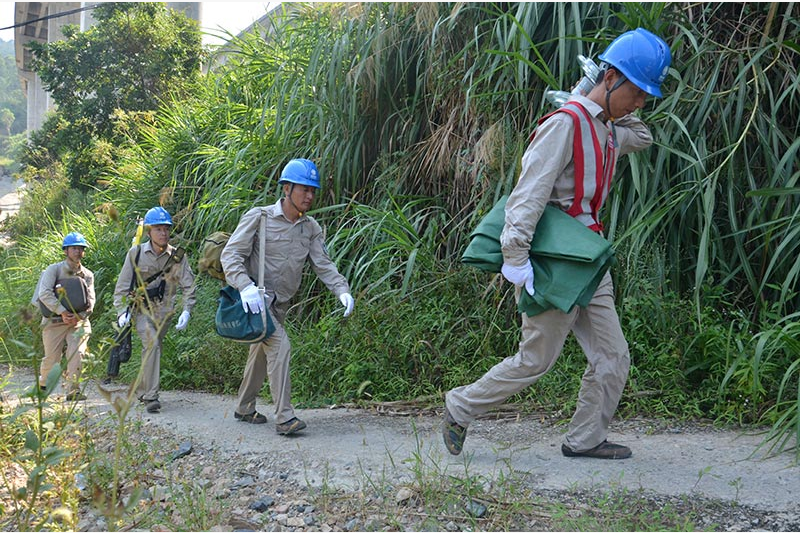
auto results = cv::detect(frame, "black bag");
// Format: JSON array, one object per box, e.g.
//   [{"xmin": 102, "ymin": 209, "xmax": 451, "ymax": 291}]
[
  {"xmin": 107, "ymin": 245, "xmax": 142, "ymax": 377},
  {"xmin": 38, "ymin": 275, "xmax": 90, "ymax": 317},
  {"xmin": 137, "ymin": 247, "xmax": 184, "ymax": 306},
  {"xmin": 107, "ymin": 325, "xmax": 132, "ymax": 377},
  {"xmin": 215, "ymin": 285, "xmax": 275, "ymax": 343}
]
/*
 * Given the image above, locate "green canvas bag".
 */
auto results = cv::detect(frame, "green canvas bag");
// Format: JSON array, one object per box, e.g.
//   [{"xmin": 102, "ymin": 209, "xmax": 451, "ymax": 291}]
[
  {"xmin": 214, "ymin": 209, "xmax": 275, "ymax": 343},
  {"xmin": 462, "ymin": 195, "xmax": 616, "ymax": 316}
]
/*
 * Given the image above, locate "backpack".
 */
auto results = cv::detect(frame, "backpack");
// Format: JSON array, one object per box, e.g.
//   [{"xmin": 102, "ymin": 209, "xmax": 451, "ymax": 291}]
[
  {"xmin": 34, "ymin": 264, "xmax": 91, "ymax": 317},
  {"xmin": 198, "ymin": 231, "xmax": 230, "ymax": 281}
]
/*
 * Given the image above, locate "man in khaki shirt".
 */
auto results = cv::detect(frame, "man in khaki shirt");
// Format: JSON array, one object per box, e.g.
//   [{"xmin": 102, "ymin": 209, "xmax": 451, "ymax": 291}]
[
  {"xmin": 33, "ymin": 232, "xmax": 95, "ymax": 401},
  {"xmin": 221, "ymin": 158, "xmax": 354, "ymax": 435},
  {"xmin": 444, "ymin": 28, "xmax": 672, "ymax": 459},
  {"xmin": 113, "ymin": 206, "xmax": 196, "ymax": 413}
]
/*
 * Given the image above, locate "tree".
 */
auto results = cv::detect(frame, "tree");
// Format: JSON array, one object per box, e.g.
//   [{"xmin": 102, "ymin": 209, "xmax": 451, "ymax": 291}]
[
  {"xmin": 0, "ymin": 42, "xmax": 27, "ymax": 136},
  {"xmin": 22, "ymin": 2, "xmax": 203, "ymax": 188},
  {"xmin": 0, "ymin": 108, "xmax": 14, "ymax": 137},
  {"xmin": 28, "ymin": 2, "xmax": 203, "ymax": 140}
]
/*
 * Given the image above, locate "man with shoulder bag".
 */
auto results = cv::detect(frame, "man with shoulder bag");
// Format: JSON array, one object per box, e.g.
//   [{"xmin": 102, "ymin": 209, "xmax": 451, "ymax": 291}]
[
  {"xmin": 113, "ymin": 206, "xmax": 196, "ymax": 413},
  {"xmin": 443, "ymin": 28, "xmax": 672, "ymax": 460},
  {"xmin": 33, "ymin": 232, "xmax": 95, "ymax": 401},
  {"xmin": 221, "ymin": 158, "xmax": 355, "ymax": 435}
]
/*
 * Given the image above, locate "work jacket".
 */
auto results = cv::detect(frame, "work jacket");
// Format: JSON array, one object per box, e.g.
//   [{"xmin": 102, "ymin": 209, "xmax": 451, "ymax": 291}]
[
  {"xmin": 113, "ymin": 241, "xmax": 196, "ymax": 316},
  {"xmin": 220, "ymin": 199, "xmax": 350, "ymax": 322},
  {"xmin": 501, "ymin": 95, "xmax": 652, "ymax": 267}
]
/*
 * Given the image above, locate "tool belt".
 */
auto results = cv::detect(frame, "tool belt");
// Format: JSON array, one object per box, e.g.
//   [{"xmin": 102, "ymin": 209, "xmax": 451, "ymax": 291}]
[
  {"xmin": 128, "ymin": 278, "xmax": 166, "ymax": 309},
  {"xmin": 128, "ymin": 247, "xmax": 184, "ymax": 308},
  {"xmin": 145, "ymin": 279, "xmax": 166, "ymax": 302}
]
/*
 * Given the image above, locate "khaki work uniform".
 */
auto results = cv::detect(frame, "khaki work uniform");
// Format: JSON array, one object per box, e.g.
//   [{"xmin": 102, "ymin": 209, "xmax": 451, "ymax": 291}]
[
  {"xmin": 446, "ymin": 95, "xmax": 652, "ymax": 453},
  {"xmin": 34, "ymin": 260, "xmax": 95, "ymax": 392},
  {"xmin": 113, "ymin": 241, "xmax": 196, "ymax": 402},
  {"xmin": 221, "ymin": 199, "xmax": 350, "ymax": 424}
]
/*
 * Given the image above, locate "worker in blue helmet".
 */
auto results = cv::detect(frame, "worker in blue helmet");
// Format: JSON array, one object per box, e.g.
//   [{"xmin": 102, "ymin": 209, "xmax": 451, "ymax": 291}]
[
  {"xmin": 444, "ymin": 28, "xmax": 671, "ymax": 460},
  {"xmin": 220, "ymin": 158, "xmax": 355, "ymax": 435},
  {"xmin": 31, "ymin": 231, "xmax": 95, "ymax": 401},
  {"xmin": 112, "ymin": 206, "xmax": 196, "ymax": 413}
]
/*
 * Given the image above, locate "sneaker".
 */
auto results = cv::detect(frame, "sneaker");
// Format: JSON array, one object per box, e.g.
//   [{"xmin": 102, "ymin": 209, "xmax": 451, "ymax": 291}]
[
  {"xmin": 234, "ymin": 411, "xmax": 267, "ymax": 424},
  {"xmin": 561, "ymin": 440, "xmax": 632, "ymax": 460},
  {"xmin": 442, "ymin": 406, "xmax": 467, "ymax": 456},
  {"xmin": 275, "ymin": 417, "xmax": 307, "ymax": 435},
  {"xmin": 65, "ymin": 391, "xmax": 87, "ymax": 402},
  {"xmin": 101, "ymin": 376, "xmax": 115, "ymax": 385},
  {"xmin": 145, "ymin": 399, "xmax": 161, "ymax": 413}
]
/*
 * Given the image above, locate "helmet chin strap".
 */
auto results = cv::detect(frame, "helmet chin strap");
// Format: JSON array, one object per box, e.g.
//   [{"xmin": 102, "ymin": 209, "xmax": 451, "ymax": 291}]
[
  {"xmin": 604, "ymin": 72, "xmax": 628, "ymax": 148},
  {"xmin": 286, "ymin": 183, "xmax": 305, "ymax": 217}
]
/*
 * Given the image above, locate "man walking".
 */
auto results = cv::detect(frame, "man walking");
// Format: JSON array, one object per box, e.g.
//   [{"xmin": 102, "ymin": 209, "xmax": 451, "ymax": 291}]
[
  {"xmin": 114, "ymin": 206, "xmax": 196, "ymax": 413},
  {"xmin": 34, "ymin": 231, "xmax": 95, "ymax": 401},
  {"xmin": 444, "ymin": 28, "xmax": 672, "ymax": 459},
  {"xmin": 221, "ymin": 158, "xmax": 355, "ymax": 435}
]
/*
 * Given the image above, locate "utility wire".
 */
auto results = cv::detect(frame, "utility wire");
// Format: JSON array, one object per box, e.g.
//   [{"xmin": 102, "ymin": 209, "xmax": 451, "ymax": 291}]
[{"xmin": 0, "ymin": 4, "xmax": 100, "ymax": 32}]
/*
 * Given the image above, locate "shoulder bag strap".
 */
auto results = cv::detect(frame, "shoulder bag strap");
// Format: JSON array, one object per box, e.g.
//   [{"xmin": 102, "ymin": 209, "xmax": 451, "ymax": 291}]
[
  {"xmin": 140, "ymin": 245, "xmax": 186, "ymax": 285},
  {"xmin": 128, "ymin": 245, "xmax": 142, "ymax": 293},
  {"xmin": 258, "ymin": 209, "xmax": 266, "ymax": 290}
]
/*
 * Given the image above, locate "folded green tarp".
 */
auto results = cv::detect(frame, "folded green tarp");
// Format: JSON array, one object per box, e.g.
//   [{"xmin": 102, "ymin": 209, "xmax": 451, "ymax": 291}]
[{"xmin": 462, "ymin": 195, "xmax": 616, "ymax": 316}]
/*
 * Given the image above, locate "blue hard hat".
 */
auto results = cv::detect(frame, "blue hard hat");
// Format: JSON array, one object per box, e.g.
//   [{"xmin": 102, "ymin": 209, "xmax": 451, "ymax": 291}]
[
  {"xmin": 598, "ymin": 28, "xmax": 671, "ymax": 98},
  {"xmin": 62, "ymin": 231, "xmax": 89, "ymax": 249},
  {"xmin": 144, "ymin": 206, "xmax": 173, "ymax": 226},
  {"xmin": 278, "ymin": 158, "xmax": 321, "ymax": 189}
]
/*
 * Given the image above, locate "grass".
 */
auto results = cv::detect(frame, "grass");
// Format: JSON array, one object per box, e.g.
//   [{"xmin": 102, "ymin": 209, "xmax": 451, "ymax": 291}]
[
  {"xmin": 0, "ymin": 365, "xmax": 90, "ymax": 531},
  {"xmin": 0, "ymin": 364, "xmax": 230, "ymax": 532}
]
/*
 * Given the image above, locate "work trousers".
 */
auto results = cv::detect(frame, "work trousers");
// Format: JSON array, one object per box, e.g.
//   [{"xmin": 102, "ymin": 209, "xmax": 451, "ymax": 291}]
[
  {"xmin": 446, "ymin": 271, "xmax": 630, "ymax": 452},
  {"xmin": 134, "ymin": 304, "xmax": 172, "ymax": 402},
  {"xmin": 236, "ymin": 307, "xmax": 295, "ymax": 424},
  {"xmin": 39, "ymin": 318, "xmax": 91, "ymax": 392}
]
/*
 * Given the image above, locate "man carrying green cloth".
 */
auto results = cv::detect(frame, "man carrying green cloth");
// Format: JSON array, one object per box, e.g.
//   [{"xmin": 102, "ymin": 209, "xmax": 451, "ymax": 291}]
[{"xmin": 444, "ymin": 28, "xmax": 672, "ymax": 460}]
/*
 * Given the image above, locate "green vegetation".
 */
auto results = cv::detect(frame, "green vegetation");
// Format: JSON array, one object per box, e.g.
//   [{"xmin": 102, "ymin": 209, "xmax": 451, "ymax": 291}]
[
  {"xmin": 1, "ymin": 8, "xmax": 799, "ymax": 528},
  {"xmin": 0, "ymin": 38, "xmax": 27, "ymax": 167},
  {"xmin": 0, "ymin": 40, "xmax": 26, "ymax": 137},
  {"xmin": 24, "ymin": 3, "xmax": 203, "ymax": 189}
]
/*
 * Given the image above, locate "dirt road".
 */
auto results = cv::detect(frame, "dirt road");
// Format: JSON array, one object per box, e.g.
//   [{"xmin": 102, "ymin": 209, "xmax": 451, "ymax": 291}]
[
  {"xmin": 0, "ymin": 172, "xmax": 24, "ymax": 247},
  {"xmin": 0, "ymin": 173, "xmax": 22, "ymax": 221},
  {"xmin": 4, "ymin": 364, "xmax": 799, "ymax": 519}
]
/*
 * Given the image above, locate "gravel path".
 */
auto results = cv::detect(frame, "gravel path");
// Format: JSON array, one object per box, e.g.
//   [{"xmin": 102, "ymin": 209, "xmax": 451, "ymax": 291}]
[{"xmin": 3, "ymin": 364, "xmax": 799, "ymax": 531}]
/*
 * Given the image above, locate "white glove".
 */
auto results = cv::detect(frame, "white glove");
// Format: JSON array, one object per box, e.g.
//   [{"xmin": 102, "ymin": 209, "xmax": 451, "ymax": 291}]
[
  {"xmin": 117, "ymin": 310, "xmax": 131, "ymax": 328},
  {"xmin": 339, "ymin": 292, "xmax": 355, "ymax": 317},
  {"xmin": 175, "ymin": 310, "xmax": 190, "ymax": 330},
  {"xmin": 501, "ymin": 261, "xmax": 535, "ymax": 296},
  {"xmin": 240, "ymin": 284, "xmax": 264, "ymax": 314}
]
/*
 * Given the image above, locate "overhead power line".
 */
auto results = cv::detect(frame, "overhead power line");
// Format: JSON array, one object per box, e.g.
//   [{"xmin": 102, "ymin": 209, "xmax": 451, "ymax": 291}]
[{"xmin": 0, "ymin": 4, "xmax": 100, "ymax": 32}]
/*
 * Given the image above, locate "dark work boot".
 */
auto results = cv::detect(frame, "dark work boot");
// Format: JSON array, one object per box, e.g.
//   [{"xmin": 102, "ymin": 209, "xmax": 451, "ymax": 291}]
[
  {"xmin": 442, "ymin": 406, "xmax": 467, "ymax": 456},
  {"xmin": 561, "ymin": 440, "xmax": 632, "ymax": 459}
]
